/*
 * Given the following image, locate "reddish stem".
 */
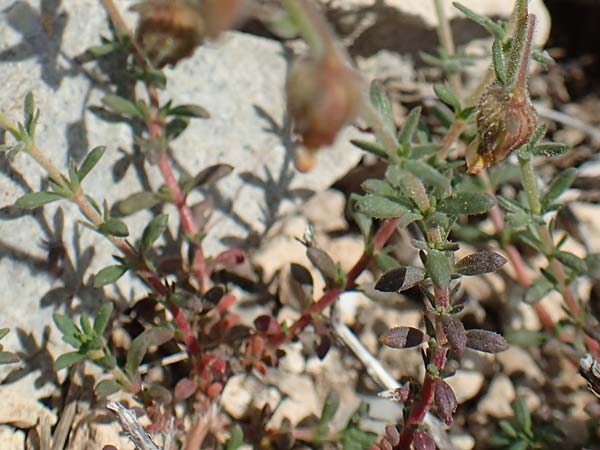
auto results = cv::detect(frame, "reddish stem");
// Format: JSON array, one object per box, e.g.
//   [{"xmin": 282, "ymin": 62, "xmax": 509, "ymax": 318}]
[
  {"xmin": 395, "ymin": 347, "xmax": 447, "ymax": 450},
  {"xmin": 273, "ymin": 218, "xmax": 400, "ymax": 346}
]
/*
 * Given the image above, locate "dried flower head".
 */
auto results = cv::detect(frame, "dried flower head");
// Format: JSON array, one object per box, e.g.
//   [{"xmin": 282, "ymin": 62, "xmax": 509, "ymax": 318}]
[
  {"xmin": 466, "ymin": 85, "xmax": 537, "ymax": 174},
  {"xmin": 286, "ymin": 53, "xmax": 362, "ymax": 172},
  {"xmin": 132, "ymin": 0, "xmax": 204, "ymax": 68},
  {"xmin": 202, "ymin": 0, "xmax": 247, "ymax": 39},
  {"xmin": 466, "ymin": 12, "xmax": 538, "ymax": 174}
]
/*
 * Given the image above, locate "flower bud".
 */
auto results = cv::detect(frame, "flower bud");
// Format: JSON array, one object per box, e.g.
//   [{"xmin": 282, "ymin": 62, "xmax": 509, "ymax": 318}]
[
  {"xmin": 202, "ymin": 0, "xmax": 247, "ymax": 39},
  {"xmin": 466, "ymin": 85, "xmax": 537, "ymax": 175},
  {"xmin": 132, "ymin": 0, "xmax": 204, "ymax": 68},
  {"xmin": 286, "ymin": 54, "xmax": 362, "ymax": 171}
]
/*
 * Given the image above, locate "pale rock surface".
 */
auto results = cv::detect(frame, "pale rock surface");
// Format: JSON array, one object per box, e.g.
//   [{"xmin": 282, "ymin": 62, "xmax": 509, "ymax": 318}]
[
  {"xmin": 0, "ymin": 0, "xmax": 365, "ymax": 380},
  {"xmin": 325, "ymin": 0, "xmax": 550, "ymax": 55},
  {"xmin": 0, "ymin": 371, "xmax": 57, "ymax": 428},
  {"xmin": 445, "ymin": 370, "xmax": 485, "ymax": 403},
  {"xmin": 450, "ymin": 433, "xmax": 475, "ymax": 450},
  {"xmin": 478, "ymin": 374, "xmax": 516, "ymax": 418},
  {"xmin": 496, "ymin": 346, "xmax": 545, "ymax": 383},
  {"xmin": 220, "ymin": 374, "xmax": 281, "ymax": 419},
  {"xmin": 0, "ymin": 425, "xmax": 25, "ymax": 450}
]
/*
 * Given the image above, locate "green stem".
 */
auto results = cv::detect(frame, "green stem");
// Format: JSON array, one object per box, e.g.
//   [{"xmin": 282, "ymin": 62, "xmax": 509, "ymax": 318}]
[
  {"xmin": 282, "ymin": 0, "xmax": 330, "ymax": 56},
  {"xmin": 432, "ymin": 0, "xmax": 462, "ymax": 98}
]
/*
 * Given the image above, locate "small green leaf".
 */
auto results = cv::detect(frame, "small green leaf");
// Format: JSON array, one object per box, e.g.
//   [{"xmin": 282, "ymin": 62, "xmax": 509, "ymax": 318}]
[
  {"xmin": 426, "ymin": 249, "xmax": 452, "ymax": 289},
  {"xmin": 165, "ymin": 117, "xmax": 189, "ymax": 140},
  {"xmin": 438, "ymin": 192, "xmax": 496, "ymax": 216},
  {"xmin": 24, "ymin": 92, "xmax": 35, "ymax": 132},
  {"xmin": 554, "ymin": 250, "xmax": 587, "ymax": 273},
  {"xmin": 98, "ymin": 218, "xmax": 129, "ymax": 237},
  {"xmin": 398, "ymin": 107, "xmax": 422, "ymax": 148},
  {"xmin": 169, "ymin": 104, "xmax": 210, "ymax": 119},
  {"xmin": 507, "ymin": 439, "xmax": 529, "ymax": 450},
  {"xmin": 513, "ymin": 398, "xmax": 532, "ymax": 433},
  {"xmin": 15, "ymin": 192, "xmax": 64, "ymax": 209},
  {"xmin": 369, "ymin": 80, "xmax": 396, "ymax": 136},
  {"xmin": 141, "ymin": 214, "xmax": 168, "ymax": 249},
  {"xmin": 115, "ymin": 191, "xmax": 161, "ymax": 216},
  {"xmin": 497, "ymin": 195, "xmax": 528, "ymax": 213},
  {"xmin": 492, "ymin": 40, "xmax": 507, "ymax": 86},
  {"xmin": 94, "ymin": 265, "xmax": 128, "ymax": 288},
  {"xmin": 95, "ymin": 379, "xmax": 122, "ymax": 397},
  {"xmin": 453, "ymin": 2, "xmax": 505, "ymax": 39},
  {"xmin": 409, "ymin": 143, "xmax": 441, "ymax": 159},
  {"xmin": 86, "ymin": 42, "xmax": 118, "ymax": 58},
  {"xmin": 524, "ymin": 277, "xmax": 553, "ymax": 304},
  {"xmin": 126, "ymin": 327, "xmax": 174, "ymax": 375},
  {"xmin": 350, "ymin": 139, "xmax": 388, "ymax": 159},
  {"xmin": 404, "ymin": 160, "xmax": 450, "ymax": 193},
  {"xmin": 52, "ymin": 314, "xmax": 81, "ymax": 347},
  {"xmin": 55, "ymin": 351, "xmax": 86, "ymax": 371},
  {"xmin": 78, "ymin": 146, "xmax": 106, "ymax": 181},
  {"xmin": 226, "ymin": 424, "xmax": 245, "ymax": 450},
  {"xmin": 319, "ymin": 391, "xmax": 340, "ymax": 426},
  {"xmin": 499, "ymin": 420, "xmax": 518, "ymax": 438},
  {"xmin": 361, "ymin": 179, "xmax": 398, "ymax": 198},
  {"xmin": 94, "ymin": 302, "xmax": 114, "ymax": 335},
  {"xmin": 80, "ymin": 314, "xmax": 94, "ymax": 337},
  {"xmin": 541, "ymin": 168, "xmax": 576, "ymax": 210},
  {"xmin": 102, "ymin": 94, "xmax": 142, "ymax": 117},
  {"xmin": 434, "ymin": 84, "xmax": 460, "ymax": 112},
  {"xmin": 0, "ymin": 352, "xmax": 20, "ymax": 365},
  {"xmin": 0, "ymin": 328, "xmax": 9, "ymax": 341},
  {"xmin": 531, "ymin": 142, "xmax": 568, "ymax": 157},
  {"xmin": 356, "ymin": 195, "xmax": 422, "ymax": 225}
]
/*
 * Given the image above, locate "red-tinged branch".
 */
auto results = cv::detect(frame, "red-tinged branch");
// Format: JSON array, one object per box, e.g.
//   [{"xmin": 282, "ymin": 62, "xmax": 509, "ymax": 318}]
[
  {"xmin": 274, "ymin": 217, "xmax": 400, "ymax": 346},
  {"xmin": 395, "ymin": 346, "xmax": 447, "ymax": 450}
]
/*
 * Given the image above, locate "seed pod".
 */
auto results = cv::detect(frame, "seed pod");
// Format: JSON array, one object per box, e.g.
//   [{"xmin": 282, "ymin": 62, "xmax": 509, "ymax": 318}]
[
  {"xmin": 286, "ymin": 53, "xmax": 362, "ymax": 171},
  {"xmin": 132, "ymin": 0, "xmax": 204, "ymax": 68},
  {"xmin": 466, "ymin": 85, "xmax": 537, "ymax": 174}
]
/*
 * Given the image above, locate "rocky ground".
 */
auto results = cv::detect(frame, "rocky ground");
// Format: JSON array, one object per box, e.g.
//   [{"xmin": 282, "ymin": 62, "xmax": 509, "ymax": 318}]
[{"xmin": 1, "ymin": 0, "xmax": 600, "ymax": 449}]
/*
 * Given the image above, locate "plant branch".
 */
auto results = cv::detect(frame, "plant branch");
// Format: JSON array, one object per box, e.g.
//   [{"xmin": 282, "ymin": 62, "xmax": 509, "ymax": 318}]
[{"xmin": 432, "ymin": 0, "xmax": 461, "ymax": 97}]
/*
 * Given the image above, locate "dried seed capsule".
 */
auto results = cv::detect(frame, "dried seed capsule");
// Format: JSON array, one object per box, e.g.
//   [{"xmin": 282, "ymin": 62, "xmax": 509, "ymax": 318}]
[
  {"xmin": 132, "ymin": 0, "xmax": 204, "ymax": 68},
  {"xmin": 202, "ymin": 0, "xmax": 247, "ymax": 39},
  {"xmin": 466, "ymin": 85, "xmax": 537, "ymax": 174},
  {"xmin": 286, "ymin": 53, "xmax": 362, "ymax": 170}
]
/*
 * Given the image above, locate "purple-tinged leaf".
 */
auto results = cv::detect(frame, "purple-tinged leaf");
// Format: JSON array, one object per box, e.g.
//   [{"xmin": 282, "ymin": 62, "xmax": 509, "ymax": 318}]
[
  {"xmin": 375, "ymin": 266, "xmax": 425, "ymax": 292},
  {"xmin": 434, "ymin": 378, "xmax": 457, "ymax": 425},
  {"xmin": 413, "ymin": 430, "xmax": 436, "ymax": 450},
  {"xmin": 455, "ymin": 251, "xmax": 507, "ymax": 276},
  {"xmin": 442, "ymin": 315, "xmax": 467, "ymax": 355},
  {"xmin": 380, "ymin": 327, "xmax": 425, "ymax": 349},
  {"xmin": 466, "ymin": 329, "xmax": 508, "ymax": 353}
]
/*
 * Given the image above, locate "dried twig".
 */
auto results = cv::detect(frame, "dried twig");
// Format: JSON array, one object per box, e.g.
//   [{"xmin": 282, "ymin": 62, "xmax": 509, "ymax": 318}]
[{"xmin": 106, "ymin": 402, "xmax": 161, "ymax": 450}]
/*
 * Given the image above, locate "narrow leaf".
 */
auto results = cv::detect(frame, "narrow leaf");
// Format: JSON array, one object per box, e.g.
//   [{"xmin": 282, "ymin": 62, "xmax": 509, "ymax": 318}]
[
  {"xmin": 525, "ymin": 277, "xmax": 554, "ymax": 304},
  {"xmin": 94, "ymin": 265, "xmax": 128, "ymax": 288},
  {"xmin": 52, "ymin": 313, "xmax": 81, "ymax": 347},
  {"xmin": 78, "ymin": 146, "xmax": 106, "ymax": 181},
  {"xmin": 404, "ymin": 160, "xmax": 450, "ymax": 193},
  {"xmin": 126, "ymin": 327, "xmax": 174, "ymax": 375},
  {"xmin": 102, "ymin": 94, "xmax": 142, "ymax": 117},
  {"xmin": 455, "ymin": 251, "xmax": 507, "ymax": 276},
  {"xmin": 531, "ymin": 142, "xmax": 568, "ymax": 157},
  {"xmin": 141, "ymin": 214, "xmax": 168, "ymax": 249},
  {"xmin": 398, "ymin": 106, "xmax": 422, "ymax": 147},
  {"xmin": 369, "ymin": 80, "xmax": 395, "ymax": 135},
  {"xmin": 95, "ymin": 379, "xmax": 122, "ymax": 397},
  {"xmin": 374, "ymin": 266, "xmax": 425, "ymax": 292},
  {"xmin": 453, "ymin": 2, "xmax": 505, "ymax": 39},
  {"xmin": 15, "ymin": 192, "xmax": 63, "ymax": 209},
  {"xmin": 55, "ymin": 351, "xmax": 86, "ymax": 371},
  {"xmin": 380, "ymin": 327, "xmax": 425, "ymax": 349},
  {"xmin": 554, "ymin": 250, "xmax": 587, "ymax": 273},
  {"xmin": 434, "ymin": 84, "xmax": 460, "ymax": 112},
  {"xmin": 438, "ymin": 192, "xmax": 496, "ymax": 216},
  {"xmin": 541, "ymin": 168, "xmax": 576, "ymax": 209},
  {"xmin": 426, "ymin": 249, "xmax": 452, "ymax": 289},
  {"xmin": 169, "ymin": 104, "xmax": 210, "ymax": 119},
  {"xmin": 98, "ymin": 218, "xmax": 129, "ymax": 237},
  {"xmin": 442, "ymin": 314, "xmax": 467, "ymax": 355},
  {"xmin": 307, "ymin": 247, "xmax": 337, "ymax": 283},
  {"xmin": 0, "ymin": 328, "xmax": 10, "ymax": 341},
  {"xmin": 0, "ymin": 352, "xmax": 20, "ymax": 364},
  {"xmin": 492, "ymin": 40, "xmax": 507, "ymax": 86},
  {"xmin": 466, "ymin": 329, "xmax": 508, "ymax": 353},
  {"xmin": 93, "ymin": 302, "xmax": 114, "ymax": 335},
  {"xmin": 434, "ymin": 378, "xmax": 457, "ymax": 425},
  {"xmin": 350, "ymin": 139, "xmax": 388, "ymax": 159},
  {"xmin": 319, "ymin": 391, "xmax": 340, "ymax": 425},
  {"xmin": 356, "ymin": 194, "xmax": 422, "ymax": 225},
  {"xmin": 116, "ymin": 191, "xmax": 160, "ymax": 216},
  {"xmin": 226, "ymin": 425, "xmax": 245, "ymax": 450}
]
